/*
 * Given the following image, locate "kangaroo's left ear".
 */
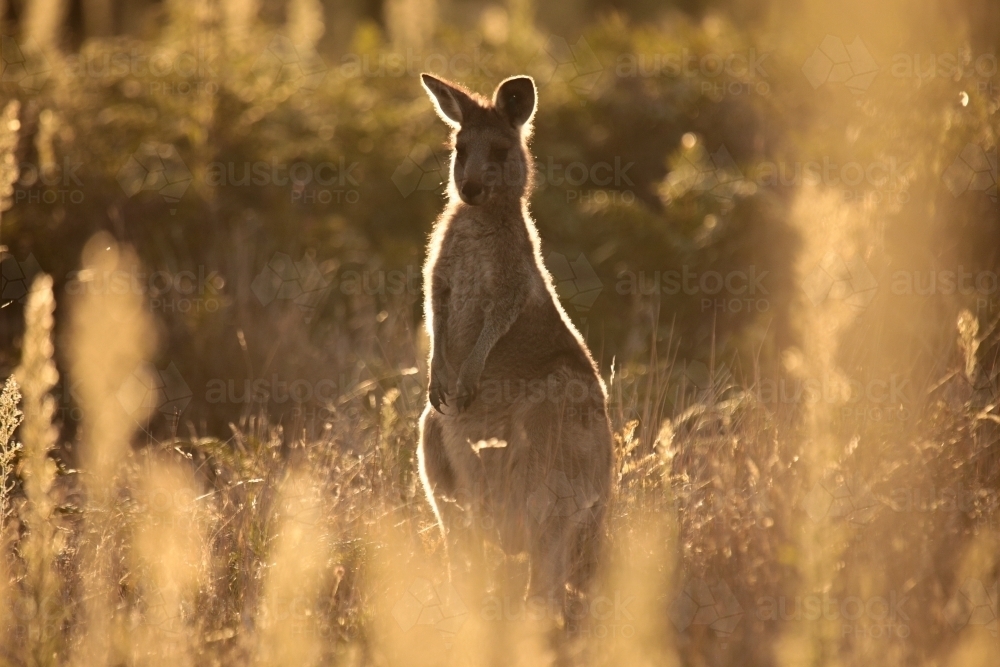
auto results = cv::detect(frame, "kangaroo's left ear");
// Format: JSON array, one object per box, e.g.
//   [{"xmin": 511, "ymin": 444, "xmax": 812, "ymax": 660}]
[{"xmin": 494, "ymin": 76, "xmax": 536, "ymax": 129}]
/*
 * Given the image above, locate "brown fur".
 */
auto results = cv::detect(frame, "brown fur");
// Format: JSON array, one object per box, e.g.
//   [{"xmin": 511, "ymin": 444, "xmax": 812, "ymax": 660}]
[{"xmin": 416, "ymin": 74, "xmax": 613, "ymax": 608}]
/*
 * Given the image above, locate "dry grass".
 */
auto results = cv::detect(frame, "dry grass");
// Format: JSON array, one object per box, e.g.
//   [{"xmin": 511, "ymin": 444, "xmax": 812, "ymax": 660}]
[
  {"xmin": 0, "ymin": 0, "xmax": 997, "ymax": 663},
  {"xmin": 0, "ymin": 377, "xmax": 22, "ymax": 534},
  {"xmin": 1, "ymin": 224, "xmax": 999, "ymax": 666}
]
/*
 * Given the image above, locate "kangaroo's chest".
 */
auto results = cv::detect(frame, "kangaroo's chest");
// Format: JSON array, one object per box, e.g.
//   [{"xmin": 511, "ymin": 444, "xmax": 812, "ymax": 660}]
[
  {"xmin": 431, "ymin": 212, "xmax": 549, "ymax": 365},
  {"xmin": 439, "ymin": 219, "xmax": 506, "ymax": 310}
]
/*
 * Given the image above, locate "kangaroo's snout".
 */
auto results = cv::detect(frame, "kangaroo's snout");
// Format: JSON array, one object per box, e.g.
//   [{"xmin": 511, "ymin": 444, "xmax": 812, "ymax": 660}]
[
  {"xmin": 454, "ymin": 141, "xmax": 507, "ymax": 205},
  {"xmin": 460, "ymin": 180, "xmax": 485, "ymax": 205}
]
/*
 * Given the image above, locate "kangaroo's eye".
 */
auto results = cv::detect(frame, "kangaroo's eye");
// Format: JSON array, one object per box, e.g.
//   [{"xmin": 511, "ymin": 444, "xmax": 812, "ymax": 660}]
[
  {"xmin": 489, "ymin": 147, "xmax": 509, "ymax": 163},
  {"xmin": 455, "ymin": 145, "xmax": 467, "ymax": 162}
]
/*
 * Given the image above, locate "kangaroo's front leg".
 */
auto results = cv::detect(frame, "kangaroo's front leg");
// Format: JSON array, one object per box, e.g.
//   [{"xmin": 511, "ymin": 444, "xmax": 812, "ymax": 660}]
[
  {"xmin": 453, "ymin": 281, "xmax": 528, "ymax": 412},
  {"xmin": 429, "ymin": 269, "xmax": 454, "ymax": 413},
  {"xmin": 429, "ymin": 322, "xmax": 453, "ymax": 413}
]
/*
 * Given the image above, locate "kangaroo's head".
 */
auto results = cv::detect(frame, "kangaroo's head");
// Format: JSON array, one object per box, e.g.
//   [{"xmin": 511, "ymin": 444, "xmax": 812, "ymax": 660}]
[{"xmin": 421, "ymin": 73, "xmax": 537, "ymax": 206}]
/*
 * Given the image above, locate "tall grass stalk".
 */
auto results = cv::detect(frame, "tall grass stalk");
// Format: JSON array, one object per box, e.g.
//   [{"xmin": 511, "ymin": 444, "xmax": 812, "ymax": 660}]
[
  {"xmin": 0, "ymin": 377, "xmax": 22, "ymax": 534},
  {"xmin": 255, "ymin": 466, "xmax": 332, "ymax": 666},
  {"xmin": 67, "ymin": 233, "xmax": 157, "ymax": 665},
  {"xmin": 14, "ymin": 274, "xmax": 63, "ymax": 667},
  {"xmin": 0, "ymin": 375, "xmax": 21, "ymax": 656},
  {"xmin": 129, "ymin": 456, "xmax": 212, "ymax": 667},
  {"xmin": 21, "ymin": 0, "xmax": 67, "ymax": 50},
  {"xmin": 0, "ymin": 100, "xmax": 21, "ymax": 236},
  {"xmin": 774, "ymin": 187, "xmax": 870, "ymax": 667}
]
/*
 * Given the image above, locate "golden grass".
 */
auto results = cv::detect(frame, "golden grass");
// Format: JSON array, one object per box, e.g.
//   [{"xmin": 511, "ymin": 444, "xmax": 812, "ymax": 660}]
[{"xmin": 2, "ymin": 221, "xmax": 999, "ymax": 667}]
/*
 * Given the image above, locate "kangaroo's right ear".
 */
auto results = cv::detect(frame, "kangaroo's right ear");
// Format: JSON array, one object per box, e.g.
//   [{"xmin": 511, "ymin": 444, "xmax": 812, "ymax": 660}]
[{"xmin": 421, "ymin": 74, "xmax": 474, "ymax": 127}]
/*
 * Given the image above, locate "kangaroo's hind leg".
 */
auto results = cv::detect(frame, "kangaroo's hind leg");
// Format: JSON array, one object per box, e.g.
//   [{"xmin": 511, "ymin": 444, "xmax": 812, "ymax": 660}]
[
  {"xmin": 418, "ymin": 405, "xmax": 481, "ymax": 581},
  {"xmin": 418, "ymin": 404, "xmax": 455, "ymax": 541}
]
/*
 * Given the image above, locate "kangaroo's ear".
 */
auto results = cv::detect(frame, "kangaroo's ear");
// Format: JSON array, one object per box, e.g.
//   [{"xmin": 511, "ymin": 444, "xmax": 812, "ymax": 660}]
[
  {"xmin": 421, "ymin": 74, "xmax": 474, "ymax": 126},
  {"xmin": 494, "ymin": 76, "xmax": 536, "ymax": 129}
]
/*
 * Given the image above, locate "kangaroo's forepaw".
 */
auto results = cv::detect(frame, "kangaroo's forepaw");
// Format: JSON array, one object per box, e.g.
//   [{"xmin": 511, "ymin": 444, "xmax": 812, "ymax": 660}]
[
  {"xmin": 453, "ymin": 378, "xmax": 478, "ymax": 412},
  {"xmin": 429, "ymin": 375, "xmax": 448, "ymax": 413}
]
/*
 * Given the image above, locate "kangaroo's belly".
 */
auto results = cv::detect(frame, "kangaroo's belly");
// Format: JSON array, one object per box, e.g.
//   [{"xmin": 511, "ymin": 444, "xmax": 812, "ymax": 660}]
[{"xmin": 436, "ymin": 379, "xmax": 611, "ymax": 554}]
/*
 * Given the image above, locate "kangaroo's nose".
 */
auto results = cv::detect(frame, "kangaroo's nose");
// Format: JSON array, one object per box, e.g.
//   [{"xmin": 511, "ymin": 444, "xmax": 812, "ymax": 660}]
[{"xmin": 461, "ymin": 181, "xmax": 483, "ymax": 199}]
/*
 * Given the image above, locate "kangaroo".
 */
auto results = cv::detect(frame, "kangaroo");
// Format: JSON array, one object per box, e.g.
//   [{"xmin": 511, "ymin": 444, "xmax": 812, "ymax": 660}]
[{"xmin": 416, "ymin": 73, "xmax": 613, "ymax": 612}]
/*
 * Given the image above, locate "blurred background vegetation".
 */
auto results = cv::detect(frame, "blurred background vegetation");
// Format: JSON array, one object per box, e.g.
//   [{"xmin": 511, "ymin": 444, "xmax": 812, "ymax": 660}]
[
  {"xmin": 0, "ymin": 0, "xmax": 996, "ymax": 439},
  {"xmin": 0, "ymin": 0, "xmax": 999, "ymax": 665}
]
